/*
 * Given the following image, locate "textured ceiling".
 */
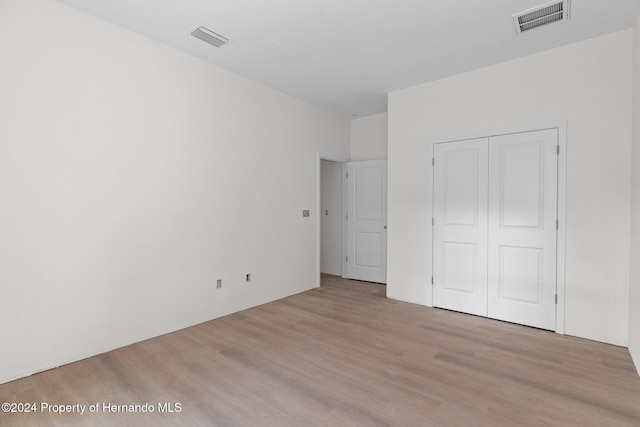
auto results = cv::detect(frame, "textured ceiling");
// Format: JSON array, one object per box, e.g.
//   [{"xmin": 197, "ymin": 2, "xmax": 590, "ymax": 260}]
[{"xmin": 57, "ymin": 0, "xmax": 640, "ymax": 118}]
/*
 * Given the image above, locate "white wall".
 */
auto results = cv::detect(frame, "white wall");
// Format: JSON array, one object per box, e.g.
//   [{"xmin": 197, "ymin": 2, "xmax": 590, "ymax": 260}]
[
  {"xmin": 320, "ymin": 160, "xmax": 343, "ymax": 275},
  {"xmin": 351, "ymin": 113, "xmax": 388, "ymax": 160},
  {"xmin": 388, "ymin": 30, "xmax": 633, "ymax": 346},
  {"xmin": 0, "ymin": 0, "xmax": 349, "ymax": 384},
  {"xmin": 629, "ymin": 17, "xmax": 640, "ymax": 374}
]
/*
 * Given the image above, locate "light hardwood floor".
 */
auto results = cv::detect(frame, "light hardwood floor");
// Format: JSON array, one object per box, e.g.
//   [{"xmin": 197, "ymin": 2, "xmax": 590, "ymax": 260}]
[{"xmin": 2, "ymin": 274, "xmax": 640, "ymax": 426}]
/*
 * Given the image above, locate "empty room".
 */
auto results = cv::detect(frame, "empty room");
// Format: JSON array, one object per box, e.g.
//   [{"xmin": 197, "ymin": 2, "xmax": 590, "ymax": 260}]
[{"xmin": 2, "ymin": 0, "xmax": 640, "ymax": 425}]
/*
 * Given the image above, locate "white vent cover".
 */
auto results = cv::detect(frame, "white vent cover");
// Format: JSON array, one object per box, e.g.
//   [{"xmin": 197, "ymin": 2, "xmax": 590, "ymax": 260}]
[
  {"xmin": 512, "ymin": 0, "xmax": 570, "ymax": 35},
  {"xmin": 191, "ymin": 26, "xmax": 229, "ymax": 48}
]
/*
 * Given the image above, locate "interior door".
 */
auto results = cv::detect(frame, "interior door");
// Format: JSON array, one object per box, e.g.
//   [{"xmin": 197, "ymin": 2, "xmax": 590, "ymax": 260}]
[
  {"xmin": 487, "ymin": 129, "xmax": 558, "ymax": 330},
  {"xmin": 433, "ymin": 138, "xmax": 488, "ymax": 316},
  {"xmin": 345, "ymin": 160, "xmax": 387, "ymax": 283}
]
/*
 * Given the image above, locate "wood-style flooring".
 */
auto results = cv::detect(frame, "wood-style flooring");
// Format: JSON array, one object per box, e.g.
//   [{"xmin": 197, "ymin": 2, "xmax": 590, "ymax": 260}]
[{"xmin": 1, "ymin": 274, "xmax": 640, "ymax": 426}]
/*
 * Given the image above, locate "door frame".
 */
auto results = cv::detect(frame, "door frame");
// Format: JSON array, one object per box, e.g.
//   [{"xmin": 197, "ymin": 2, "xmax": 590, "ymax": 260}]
[
  {"xmin": 316, "ymin": 153, "xmax": 348, "ymax": 287},
  {"xmin": 427, "ymin": 121, "xmax": 566, "ymax": 334}
]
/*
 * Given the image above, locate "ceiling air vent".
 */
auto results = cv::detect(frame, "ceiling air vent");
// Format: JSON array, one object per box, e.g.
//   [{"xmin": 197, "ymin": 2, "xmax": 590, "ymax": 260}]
[
  {"xmin": 512, "ymin": 0, "xmax": 570, "ymax": 35},
  {"xmin": 191, "ymin": 26, "xmax": 229, "ymax": 48}
]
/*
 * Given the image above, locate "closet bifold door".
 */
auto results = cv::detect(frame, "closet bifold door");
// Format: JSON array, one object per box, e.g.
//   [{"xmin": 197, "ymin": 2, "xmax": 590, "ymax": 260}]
[
  {"xmin": 433, "ymin": 138, "xmax": 488, "ymax": 317},
  {"xmin": 486, "ymin": 129, "xmax": 558, "ymax": 330}
]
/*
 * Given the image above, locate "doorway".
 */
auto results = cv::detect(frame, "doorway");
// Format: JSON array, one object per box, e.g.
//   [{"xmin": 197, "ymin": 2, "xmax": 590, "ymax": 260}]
[
  {"xmin": 320, "ymin": 159, "xmax": 344, "ymax": 278},
  {"xmin": 317, "ymin": 156, "xmax": 388, "ymax": 286}
]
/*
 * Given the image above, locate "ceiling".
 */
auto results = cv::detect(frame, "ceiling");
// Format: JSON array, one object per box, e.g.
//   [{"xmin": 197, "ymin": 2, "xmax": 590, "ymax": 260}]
[{"xmin": 57, "ymin": 0, "xmax": 640, "ymax": 118}]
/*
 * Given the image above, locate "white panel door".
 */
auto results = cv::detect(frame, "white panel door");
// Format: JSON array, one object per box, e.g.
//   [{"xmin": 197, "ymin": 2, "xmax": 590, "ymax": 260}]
[
  {"xmin": 346, "ymin": 160, "xmax": 387, "ymax": 283},
  {"xmin": 487, "ymin": 129, "xmax": 558, "ymax": 330},
  {"xmin": 433, "ymin": 139, "xmax": 488, "ymax": 316}
]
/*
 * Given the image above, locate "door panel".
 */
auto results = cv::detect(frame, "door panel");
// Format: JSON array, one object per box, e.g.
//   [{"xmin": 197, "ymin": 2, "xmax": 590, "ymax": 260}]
[
  {"xmin": 498, "ymin": 246, "xmax": 542, "ymax": 303},
  {"xmin": 346, "ymin": 160, "xmax": 387, "ymax": 283},
  {"xmin": 487, "ymin": 129, "xmax": 558, "ymax": 330},
  {"xmin": 500, "ymin": 144, "xmax": 544, "ymax": 228},
  {"xmin": 443, "ymin": 242, "xmax": 478, "ymax": 293},
  {"xmin": 355, "ymin": 167, "xmax": 382, "ymax": 220},
  {"xmin": 433, "ymin": 138, "xmax": 488, "ymax": 316},
  {"xmin": 443, "ymin": 148, "xmax": 480, "ymax": 226},
  {"xmin": 354, "ymin": 232, "xmax": 381, "ymax": 268}
]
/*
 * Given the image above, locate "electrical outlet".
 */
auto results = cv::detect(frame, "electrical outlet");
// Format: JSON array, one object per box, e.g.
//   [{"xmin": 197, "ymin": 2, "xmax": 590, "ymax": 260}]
[
  {"xmin": 217, "ymin": 279, "xmax": 222, "ymax": 289},
  {"xmin": 246, "ymin": 273, "xmax": 251, "ymax": 282}
]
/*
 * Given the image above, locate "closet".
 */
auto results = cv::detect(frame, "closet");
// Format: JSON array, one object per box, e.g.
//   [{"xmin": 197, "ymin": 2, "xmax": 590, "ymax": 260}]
[{"xmin": 432, "ymin": 128, "xmax": 559, "ymax": 330}]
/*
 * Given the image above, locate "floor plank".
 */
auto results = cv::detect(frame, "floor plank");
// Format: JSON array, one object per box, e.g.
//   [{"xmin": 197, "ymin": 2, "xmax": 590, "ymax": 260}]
[{"xmin": 1, "ymin": 274, "xmax": 639, "ymax": 426}]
